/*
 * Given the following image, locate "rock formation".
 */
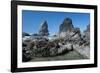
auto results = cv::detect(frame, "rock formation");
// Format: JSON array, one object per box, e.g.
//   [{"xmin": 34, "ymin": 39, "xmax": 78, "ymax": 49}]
[
  {"xmin": 22, "ymin": 32, "xmax": 30, "ymax": 37},
  {"xmin": 59, "ymin": 18, "xmax": 74, "ymax": 38},
  {"xmin": 59, "ymin": 17, "xmax": 81, "ymax": 42},
  {"xmin": 22, "ymin": 18, "xmax": 90, "ymax": 62},
  {"xmin": 59, "ymin": 18, "xmax": 74, "ymax": 33},
  {"xmin": 69, "ymin": 28, "xmax": 81, "ymax": 42},
  {"xmin": 82, "ymin": 24, "xmax": 90, "ymax": 46},
  {"xmin": 38, "ymin": 20, "xmax": 49, "ymax": 36}
]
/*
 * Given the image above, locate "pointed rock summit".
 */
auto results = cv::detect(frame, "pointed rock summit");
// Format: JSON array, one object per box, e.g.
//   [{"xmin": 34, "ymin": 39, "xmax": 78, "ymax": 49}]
[
  {"xmin": 59, "ymin": 18, "xmax": 74, "ymax": 33},
  {"xmin": 59, "ymin": 17, "xmax": 82, "ymax": 41},
  {"xmin": 39, "ymin": 20, "xmax": 49, "ymax": 36},
  {"xmin": 59, "ymin": 18, "xmax": 74, "ymax": 37}
]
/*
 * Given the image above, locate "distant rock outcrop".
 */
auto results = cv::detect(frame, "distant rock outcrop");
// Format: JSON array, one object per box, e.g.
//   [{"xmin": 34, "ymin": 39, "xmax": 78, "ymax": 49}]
[
  {"xmin": 22, "ymin": 32, "xmax": 30, "ymax": 37},
  {"xmin": 82, "ymin": 24, "xmax": 90, "ymax": 45},
  {"xmin": 59, "ymin": 18, "xmax": 74, "ymax": 38},
  {"xmin": 38, "ymin": 20, "xmax": 49, "ymax": 36},
  {"xmin": 85, "ymin": 24, "xmax": 90, "ymax": 32}
]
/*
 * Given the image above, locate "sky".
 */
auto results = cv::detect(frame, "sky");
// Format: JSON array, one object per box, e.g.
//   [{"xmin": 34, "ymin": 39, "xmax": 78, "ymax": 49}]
[{"xmin": 22, "ymin": 10, "xmax": 90, "ymax": 35}]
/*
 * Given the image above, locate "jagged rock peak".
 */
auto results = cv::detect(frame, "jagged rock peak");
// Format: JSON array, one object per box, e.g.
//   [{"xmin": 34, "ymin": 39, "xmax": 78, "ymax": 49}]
[
  {"xmin": 63, "ymin": 18, "xmax": 73, "ymax": 25},
  {"xmin": 59, "ymin": 17, "xmax": 74, "ymax": 33},
  {"xmin": 38, "ymin": 20, "xmax": 49, "ymax": 36}
]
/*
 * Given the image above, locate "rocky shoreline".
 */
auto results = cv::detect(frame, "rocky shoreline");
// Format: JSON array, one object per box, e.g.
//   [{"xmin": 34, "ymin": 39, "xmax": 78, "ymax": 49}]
[{"xmin": 22, "ymin": 17, "xmax": 90, "ymax": 62}]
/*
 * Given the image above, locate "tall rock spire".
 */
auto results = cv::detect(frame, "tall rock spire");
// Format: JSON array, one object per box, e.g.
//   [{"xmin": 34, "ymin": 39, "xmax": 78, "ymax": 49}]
[
  {"xmin": 59, "ymin": 17, "xmax": 74, "ymax": 33},
  {"xmin": 38, "ymin": 20, "xmax": 49, "ymax": 36}
]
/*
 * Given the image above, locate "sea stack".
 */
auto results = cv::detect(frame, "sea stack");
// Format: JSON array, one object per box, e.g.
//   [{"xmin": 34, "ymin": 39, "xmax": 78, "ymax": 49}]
[
  {"xmin": 38, "ymin": 20, "xmax": 49, "ymax": 36},
  {"xmin": 59, "ymin": 17, "xmax": 74, "ymax": 38}
]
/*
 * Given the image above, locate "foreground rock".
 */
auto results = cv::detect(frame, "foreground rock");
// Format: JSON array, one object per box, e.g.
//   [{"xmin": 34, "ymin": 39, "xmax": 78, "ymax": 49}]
[
  {"xmin": 73, "ymin": 44, "xmax": 90, "ymax": 58},
  {"xmin": 22, "ymin": 38, "xmax": 74, "ymax": 60}
]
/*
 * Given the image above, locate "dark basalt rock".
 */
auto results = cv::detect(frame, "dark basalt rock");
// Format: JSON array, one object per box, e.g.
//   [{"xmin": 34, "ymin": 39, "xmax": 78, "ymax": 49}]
[
  {"xmin": 22, "ymin": 47, "xmax": 32, "ymax": 62},
  {"xmin": 22, "ymin": 32, "xmax": 30, "ymax": 37},
  {"xmin": 38, "ymin": 20, "xmax": 49, "ymax": 36},
  {"xmin": 59, "ymin": 18, "xmax": 82, "ymax": 42},
  {"xmin": 59, "ymin": 18, "xmax": 75, "ymax": 38},
  {"xmin": 59, "ymin": 17, "xmax": 74, "ymax": 33}
]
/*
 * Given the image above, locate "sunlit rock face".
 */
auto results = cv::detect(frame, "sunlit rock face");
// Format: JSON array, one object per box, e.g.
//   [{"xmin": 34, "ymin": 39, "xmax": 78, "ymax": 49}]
[{"xmin": 38, "ymin": 20, "xmax": 49, "ymax": 36}]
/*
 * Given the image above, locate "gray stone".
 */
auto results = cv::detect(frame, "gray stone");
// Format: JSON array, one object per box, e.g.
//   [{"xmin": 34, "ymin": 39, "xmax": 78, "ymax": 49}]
[
  {"xmin": 59, "ymin": 17, "xmax": 74, "ymax": 33},
  {"xmin": 82, "ymin": 24, "xmax": 90, "ymax": 45},
  {"xmin": 22, "ymin": 32, "xmax": 30, "ymax": 37},
  {"xmin": 38, "ymin": 20, "xmax": 49, "ymax": 36}
]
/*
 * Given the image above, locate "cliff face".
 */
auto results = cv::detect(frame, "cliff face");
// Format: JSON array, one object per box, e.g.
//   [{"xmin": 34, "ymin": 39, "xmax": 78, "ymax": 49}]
[{"xmin": 38, "ymin": 20, "xmax": 49, "ymax": 36}]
